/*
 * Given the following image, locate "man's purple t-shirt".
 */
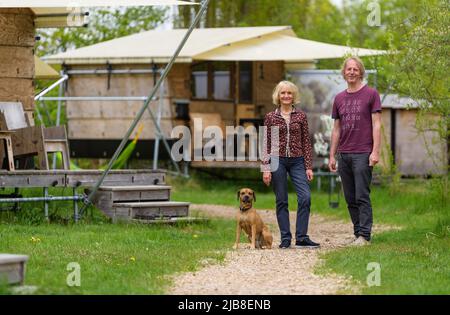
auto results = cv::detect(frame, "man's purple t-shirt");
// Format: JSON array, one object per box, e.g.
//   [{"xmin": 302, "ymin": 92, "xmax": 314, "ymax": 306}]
[{"xmin": 331, "ymin": 85, "xmax": 382, "ymax": 153}]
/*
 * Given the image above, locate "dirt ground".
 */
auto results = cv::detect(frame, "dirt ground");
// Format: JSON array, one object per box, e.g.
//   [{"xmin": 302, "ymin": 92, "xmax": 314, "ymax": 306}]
[{"xmin": 167, "ymin": 204, "xmax": 394, "ymax": 295}]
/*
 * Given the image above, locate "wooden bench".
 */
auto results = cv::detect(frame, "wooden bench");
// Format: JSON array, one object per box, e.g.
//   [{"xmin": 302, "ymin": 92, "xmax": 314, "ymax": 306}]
[
  {"xmin": 0, "ymin": 130, "xmax": 15, "ymax": 170},
  {"xmin": 0, "ymin": 254, "xmax": 29, "ymax": 285},
  {"xmin": 0, "ymin": 102, "xmax": 70, "ymax": 170}
]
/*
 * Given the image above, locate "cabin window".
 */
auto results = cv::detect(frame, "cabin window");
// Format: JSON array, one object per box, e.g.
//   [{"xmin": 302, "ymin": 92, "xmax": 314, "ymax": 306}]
[
  {"xmin": 191, "ymin": 62, "xmax": 208, "ymax": 99},
  {"xmin": 191, "ymin": 61, "xmax": 233, "ymax": 101},
  {"xmin": 239, "ymin": 61, "xmax": 253, "ymax": 103},
  {"xmin": 212, "ymin": 62, "xmax": 232, "ymax": 101}
]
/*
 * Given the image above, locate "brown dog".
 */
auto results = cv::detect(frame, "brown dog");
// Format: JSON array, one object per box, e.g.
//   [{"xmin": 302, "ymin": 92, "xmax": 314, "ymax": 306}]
[{"xmin": 233, "ymin": 188, "xmax": 273, "ymax": 249}]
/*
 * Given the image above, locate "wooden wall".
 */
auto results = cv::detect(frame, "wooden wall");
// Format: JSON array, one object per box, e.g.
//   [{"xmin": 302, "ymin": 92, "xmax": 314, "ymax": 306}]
[
  {"xmin": 188, "ymin": 61, "xmax": 284, "ymax": 128},
  {"xmin": 0, "ymin": 9, "xmax": 35, "ymax": 121},
  {"xmin": 66, "ymin": 61, "xmax": 285, "ymax": 140},
  {"xmin": 66, "ymin": 64, "xmax": 180, "ymax": 140},
  {"xmin": 380, "ymin": 108, "xmax": 446, "ymax": 175},
  {"xmin": 189, "ymin": 100, "xmax": 235, "ymax": 127},
  {"xmin": 254, "ymin": 61, "xmax": 284, "ymax": 117},
  {"xmin": 66, "ymin": 62, "xmax": 283, "ymax": 139}
]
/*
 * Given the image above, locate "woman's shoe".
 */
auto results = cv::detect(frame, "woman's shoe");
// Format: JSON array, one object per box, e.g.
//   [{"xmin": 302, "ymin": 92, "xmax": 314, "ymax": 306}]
[{"xmin": 295, "ymin": 238, "xmax": 320, "ymax": 249}]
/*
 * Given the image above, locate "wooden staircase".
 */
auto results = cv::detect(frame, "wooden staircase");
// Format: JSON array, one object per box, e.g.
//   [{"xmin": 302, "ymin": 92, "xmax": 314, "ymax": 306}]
[{"xmin": 90, "ymin": 183, "xmax": 192, "ymax": 223}]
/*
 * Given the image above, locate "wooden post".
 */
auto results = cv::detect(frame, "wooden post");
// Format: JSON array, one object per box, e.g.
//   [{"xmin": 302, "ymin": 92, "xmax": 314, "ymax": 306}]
[
  {"xmin": 0, "ymin": 131, "xmax": 15, "ymax": 171},
  {"xmin": 73, "ymin": 187, "xmax": 79, "ymax": 222},
  {"xmin": 43, "ymin": 187, "xmax": 49, "ymax": 221}
]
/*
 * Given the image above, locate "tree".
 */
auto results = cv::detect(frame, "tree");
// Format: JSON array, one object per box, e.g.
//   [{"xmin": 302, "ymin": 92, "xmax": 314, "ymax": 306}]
[
  {"xmin": 172, "ymin": 0, "xmax": 429, "ymax": 84},
  {"xmin": 36, "ymin": 6, "xmax": 168, "ymax": 56},
  {"xmin": 387, "ymin": 0, "xmax": 449, "ymax": 231},
  {"xmin": 173, "ymin": 0, "xmax": 341, "ymax": 33},
  {"xmin": 389, "ymin": 0, "xmax": 449, "ymax": 172}
]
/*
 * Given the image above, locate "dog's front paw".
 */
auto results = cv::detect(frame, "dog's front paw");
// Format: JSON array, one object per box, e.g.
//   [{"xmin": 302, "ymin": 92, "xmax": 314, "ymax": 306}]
[{"xmin": 233, "ymin": 243, "xmax": 239, "ymax": 250}]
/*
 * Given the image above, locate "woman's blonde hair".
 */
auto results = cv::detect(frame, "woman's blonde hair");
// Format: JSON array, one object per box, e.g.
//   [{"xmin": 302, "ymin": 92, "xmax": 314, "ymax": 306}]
[
  {"xmin": 341, "ymin": 56, "xmax": 366, "ymax": 79},
  {"xmin": 272, "ymin": 80, "xmax": 300, "ymax": 106}
]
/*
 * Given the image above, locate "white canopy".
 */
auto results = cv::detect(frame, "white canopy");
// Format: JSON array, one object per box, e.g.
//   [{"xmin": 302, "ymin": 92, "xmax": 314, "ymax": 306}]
[
  {"xmin": 44, "ymin": 26, "xmax": 387, "ymax": 64},
  {"xmin": 35, "ymin": 56, "xmax": 60, "ymax": 79},
  {"xmin": 195, "ymin": 33, "xmax": 386, "ymax": 61}
]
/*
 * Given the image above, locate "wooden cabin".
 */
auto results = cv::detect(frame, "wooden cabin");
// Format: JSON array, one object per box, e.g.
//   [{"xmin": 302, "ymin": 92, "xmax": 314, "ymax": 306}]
[
  {"xmin": 44, "ymin": 26, "xmax": 384, "ymax": 164},
  {"xmin": 0, "ymin": 6, "xmax": 88, "ymax": 170},
  {"xmin": 379, "ymin": 95, "xmax": 447, "ymax": 176},
  {"xmin": 2, "ymin": 9, "xmax": 442, "ymax": 176},
  {"xmin": 0, "ymin": 8, "xmax": 36, "ymax": 123},
  {"xmin": 0, "ymin": 5, "xmax": 87, "ymax": 120}
]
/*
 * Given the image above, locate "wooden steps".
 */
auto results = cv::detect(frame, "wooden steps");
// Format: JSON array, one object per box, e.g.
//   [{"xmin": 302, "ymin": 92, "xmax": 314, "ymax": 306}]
[
  {"xmin": 133, "ymin": 216, "xmax": 208, "ymax": 225},
  {"xmin": 99, "ymin": 185, "xmax": 171, "ymax": 203},
  {"xmin": 114, "ymin": 201, "xmax": 190, "ymax": 222},
  {"xmin": 90, "ymin": 184, "xmax": 192, "ymax": 223}
]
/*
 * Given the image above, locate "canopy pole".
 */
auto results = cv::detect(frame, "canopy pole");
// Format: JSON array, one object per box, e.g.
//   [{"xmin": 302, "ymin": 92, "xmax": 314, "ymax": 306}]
[
  {"xmin": 145, "ymin": 85, "xmax": 183, "ymax": 174},
  {"xmin": 34, "ymin": 101, "xmax": 45, "ymax": 126},
  {"xmin": 53, "ymin": 71, "xmax": 65, "ymax": 169},
  {"xmin": 152, "ymin": 79, "xmax": 164, "ymax": 170},
  {"xmin": 34, "ymin": 75, "xmax": 69, "ymax": 101},
  {"xmin": 79, "ymin": 0, "xmax": 210, "ymax": 218}
]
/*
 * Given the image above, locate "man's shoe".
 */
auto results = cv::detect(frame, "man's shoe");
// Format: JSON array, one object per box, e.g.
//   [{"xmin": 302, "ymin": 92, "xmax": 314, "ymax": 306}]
[
  {"xmin": 279, "ymin": 240, "xmax": 291, "ymax": 249},
  {"xmin": 347, "ymin": 236, "xmax": 359, "ymax": 245},
  {"xmin": 295, "ymin": 238, "xmax": 320, "ymax": 249},
  {"xmin": 350, "ymin": 236, "xmax": 370, "ymax": 246}
]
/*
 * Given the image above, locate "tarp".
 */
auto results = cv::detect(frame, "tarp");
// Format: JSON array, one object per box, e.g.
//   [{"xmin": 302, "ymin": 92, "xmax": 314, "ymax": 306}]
[
  {"xmin": 44, "ymin": 26, "xmax": 386, "ymax": 64},
  {"xmin": 35, "ymin": 56, "xmax": 60, "ymax": 79}
]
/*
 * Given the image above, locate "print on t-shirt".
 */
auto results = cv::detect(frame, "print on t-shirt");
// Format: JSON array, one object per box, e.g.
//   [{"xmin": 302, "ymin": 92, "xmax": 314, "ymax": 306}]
[{"xmin": 331, "ymin": 85, "xmax": 382, "ymax": 153}]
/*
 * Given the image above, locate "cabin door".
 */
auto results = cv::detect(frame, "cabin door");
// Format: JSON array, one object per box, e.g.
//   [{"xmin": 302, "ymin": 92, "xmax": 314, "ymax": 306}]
[
  {"xmin": 236, "ymin": 61, "xmax": 254, "ymax": 126},
  {"xmin": 235, "ymin": 104, "xmax": 255, "ymax": 126}
]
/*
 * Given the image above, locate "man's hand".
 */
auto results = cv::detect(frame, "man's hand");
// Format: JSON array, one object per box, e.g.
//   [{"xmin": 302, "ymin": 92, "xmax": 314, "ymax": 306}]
[
  {"xmin": 328, "ymin": 156, "xmax": 337, "ymax": 172},
  {"xmin": 369, "ymin": 152, "xmax": 379, "ymax": 167},
  {"xmin": 263, "ymin": 171, "xmax": 272, "ymax": 186},
  {"xmin": 306, "ymin": 169, "xmax": 314, "ymax": 182}
]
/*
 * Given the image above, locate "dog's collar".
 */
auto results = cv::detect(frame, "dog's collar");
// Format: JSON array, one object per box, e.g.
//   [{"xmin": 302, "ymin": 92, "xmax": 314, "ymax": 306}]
[{"xmin": 240, "ymin": 204, "xmax": 252, "ymax": 212}]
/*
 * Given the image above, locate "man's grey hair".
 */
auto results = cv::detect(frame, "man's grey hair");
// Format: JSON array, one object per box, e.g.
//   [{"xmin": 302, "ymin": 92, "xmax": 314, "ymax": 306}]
[{"xmin": 341, "ymin": 56, "xmax": 366, "ymax": 79}]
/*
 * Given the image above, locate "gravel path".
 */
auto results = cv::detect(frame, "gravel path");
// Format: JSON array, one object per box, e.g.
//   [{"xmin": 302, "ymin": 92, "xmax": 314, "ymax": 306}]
[{"xmin": 167, "ymin": 204, "xmax": 395, "ymax": 295}]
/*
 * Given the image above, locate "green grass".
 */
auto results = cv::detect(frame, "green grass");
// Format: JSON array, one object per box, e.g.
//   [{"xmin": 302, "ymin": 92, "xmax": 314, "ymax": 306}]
[
  {"xmin": 0, "ymin": 171, "xmax": 448, "ymax": 294},
  {"xmin": 170, "ymin": 170, "xmax": 450, "ymax": 294},
  {"xmin": 0, "ymin": 213, "xmax": 236, "ymax": 294},
  {"xmin": 316, "ymin": 178, "xmax": 450, "ymax": 294},
  {"xmin": 317, "ymin": 229, "xmax": 449, "ymax": 294}
]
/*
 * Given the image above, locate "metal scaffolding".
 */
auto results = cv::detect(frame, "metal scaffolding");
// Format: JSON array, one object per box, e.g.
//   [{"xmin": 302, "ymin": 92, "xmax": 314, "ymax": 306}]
[{"xmin": 30, "ymin": 0, "xmax": 211, "ymax": 219}]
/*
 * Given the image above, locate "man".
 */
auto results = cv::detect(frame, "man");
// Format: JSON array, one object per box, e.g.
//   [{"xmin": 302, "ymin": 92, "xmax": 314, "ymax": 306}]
[{"xmin": 328, "ymin": 56, "xmax": 382, "ymax": 246}]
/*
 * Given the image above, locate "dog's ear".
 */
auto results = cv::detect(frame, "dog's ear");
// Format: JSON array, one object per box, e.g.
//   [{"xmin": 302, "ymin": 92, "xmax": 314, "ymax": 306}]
[
  {"xmin": 252, "ymin": 191, "xmax": 256, "ymax": 202},
  {"xmin": 237, "ymin": 190, "xmax": 240, "ymax": 201}
]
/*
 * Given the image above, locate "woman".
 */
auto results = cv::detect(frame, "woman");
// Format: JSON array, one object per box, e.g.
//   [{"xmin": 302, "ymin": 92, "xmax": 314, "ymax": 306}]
[{"xmin": 261, "ymin": 80, "xmax": 320, "ymax": 249}]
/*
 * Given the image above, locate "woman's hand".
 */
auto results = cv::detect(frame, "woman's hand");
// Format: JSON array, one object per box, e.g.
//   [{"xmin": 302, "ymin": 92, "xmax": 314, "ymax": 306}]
[
  {"xmin": 263, "ymin": 171, "xmax": 272, "ymax": 186},
  {"xmin": 306, "ymin": 169, "xmax": 314, "ymax": 182}
]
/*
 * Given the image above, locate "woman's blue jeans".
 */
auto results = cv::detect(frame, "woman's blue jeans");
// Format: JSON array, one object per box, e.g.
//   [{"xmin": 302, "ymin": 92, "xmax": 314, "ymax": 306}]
[{"xmin": 271, "ymin": 156, "xmax": 311, "ymax": 243}]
